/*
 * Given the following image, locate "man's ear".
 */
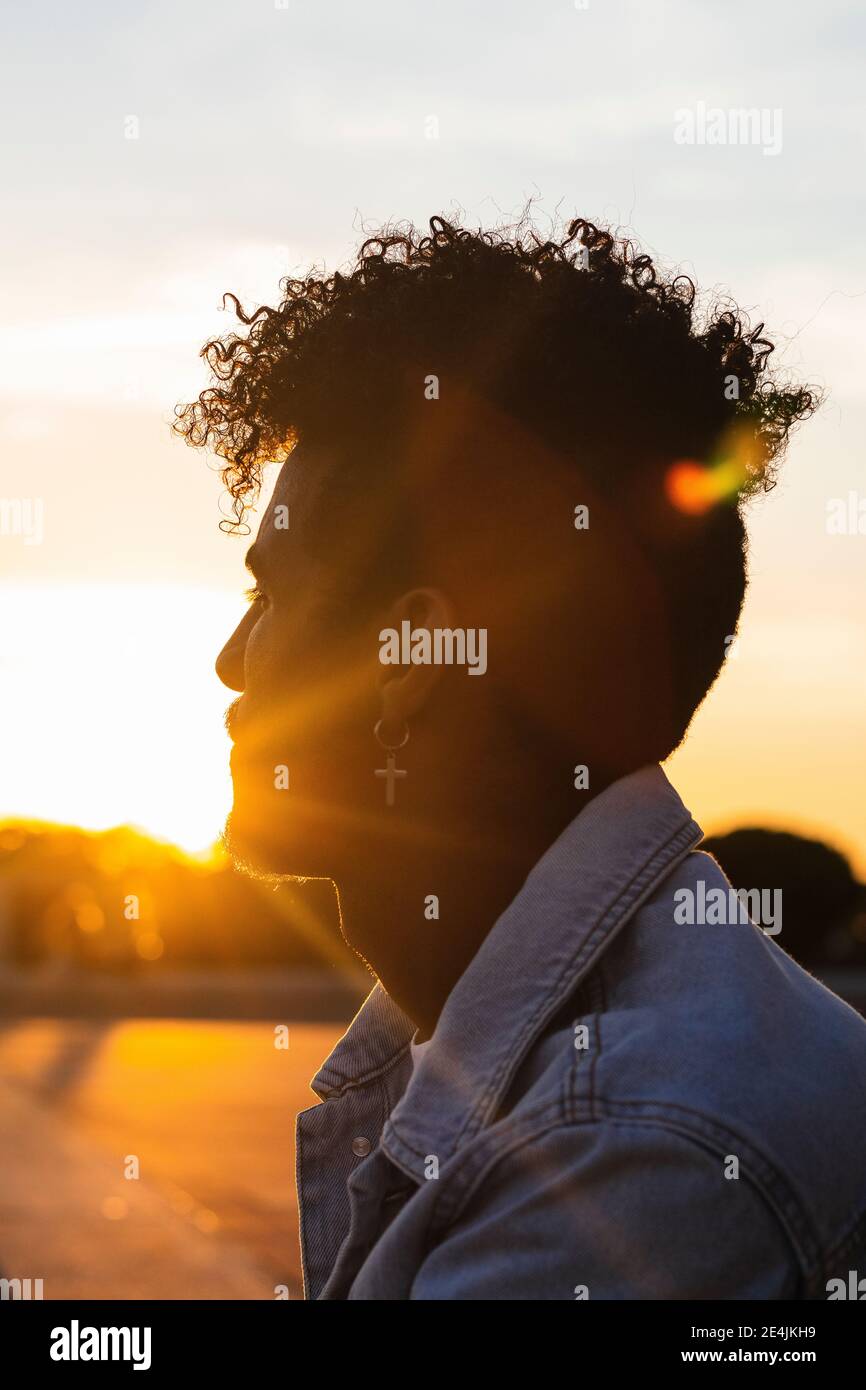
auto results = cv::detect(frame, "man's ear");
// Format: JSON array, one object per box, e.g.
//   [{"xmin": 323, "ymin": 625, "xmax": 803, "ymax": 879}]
[{"xmin": 377, "ymin": 588, "xmax": 455, "ymax": 725}]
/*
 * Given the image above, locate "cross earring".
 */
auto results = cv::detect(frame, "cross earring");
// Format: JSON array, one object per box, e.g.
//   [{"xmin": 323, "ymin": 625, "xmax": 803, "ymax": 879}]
[{"xmin": 374, "ymin": 718, "xmax": 409, "ymax": 807}]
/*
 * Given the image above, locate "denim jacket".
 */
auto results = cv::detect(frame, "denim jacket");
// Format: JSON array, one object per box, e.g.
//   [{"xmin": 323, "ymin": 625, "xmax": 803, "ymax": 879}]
[{"xmin": 296, "ymin": 765, "xmax": 866, "ymax": 1299}]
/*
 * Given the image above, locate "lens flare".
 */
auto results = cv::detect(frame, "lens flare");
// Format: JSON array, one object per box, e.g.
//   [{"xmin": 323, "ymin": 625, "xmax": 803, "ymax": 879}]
[{"xmin": 665, "ymin": 428, "xmax": 760, "ymax": 515}]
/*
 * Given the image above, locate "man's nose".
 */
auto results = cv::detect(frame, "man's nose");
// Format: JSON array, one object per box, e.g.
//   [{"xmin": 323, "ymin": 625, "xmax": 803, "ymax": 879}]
[{"xmin": 216, "ymin": 624, "xmax": 248, "ymax": 692}]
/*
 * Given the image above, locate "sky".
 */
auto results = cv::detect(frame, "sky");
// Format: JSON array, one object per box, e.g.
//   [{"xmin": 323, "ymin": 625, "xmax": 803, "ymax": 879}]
[{"xmin": 0, "ymin": 0, "xmax": 864, "ymax": 866}]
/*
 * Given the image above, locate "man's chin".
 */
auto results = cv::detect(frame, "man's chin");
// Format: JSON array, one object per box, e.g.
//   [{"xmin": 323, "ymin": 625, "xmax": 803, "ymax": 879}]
[{"xmin": 222, "ymin": 805, "xmax": 333, "ymax": 882}]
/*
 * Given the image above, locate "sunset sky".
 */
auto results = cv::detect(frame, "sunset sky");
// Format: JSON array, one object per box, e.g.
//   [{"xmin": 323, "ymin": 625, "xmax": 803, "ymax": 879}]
[{"xmin": 1, "ymin": 0, "xmax": 864, "ymax": 868}]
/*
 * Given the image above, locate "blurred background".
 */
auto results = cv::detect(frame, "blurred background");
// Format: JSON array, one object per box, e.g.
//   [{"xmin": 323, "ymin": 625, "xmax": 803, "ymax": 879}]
[{"xmin": 1, "ymin": 0, "xmax": 864, "ymax": 1298}]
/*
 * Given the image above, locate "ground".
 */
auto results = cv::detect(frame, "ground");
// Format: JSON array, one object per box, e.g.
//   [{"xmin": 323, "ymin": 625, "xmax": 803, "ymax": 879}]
[{"xmin": 0, "ymin": 1018, "xmax": 344, "ymax": 1300}]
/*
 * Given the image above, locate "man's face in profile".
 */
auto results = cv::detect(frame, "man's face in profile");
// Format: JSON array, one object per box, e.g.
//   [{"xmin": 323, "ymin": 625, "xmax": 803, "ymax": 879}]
[
  {"xmin": 215, "ymin": 452, "xmax": 379, "ymax": 878},
  {"xmin": 212, "ymin": 415, "xmax": 643, "ymax": 888}
]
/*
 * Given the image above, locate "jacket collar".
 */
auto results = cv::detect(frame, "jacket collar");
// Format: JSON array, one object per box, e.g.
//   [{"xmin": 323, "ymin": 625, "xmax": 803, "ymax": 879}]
[
  {"xmin": 310, "ymin": 980, "xmax": 413, "ymax": 1100},
  {"xmin": 310, "ymin": 764, "xmax": 702, "ymax": 1176}
]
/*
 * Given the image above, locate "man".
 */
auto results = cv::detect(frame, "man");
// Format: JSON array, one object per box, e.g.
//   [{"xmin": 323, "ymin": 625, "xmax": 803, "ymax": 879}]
[{"xmin": 177, "ymin": 215, "xmax": 866, "ymax": 1299}]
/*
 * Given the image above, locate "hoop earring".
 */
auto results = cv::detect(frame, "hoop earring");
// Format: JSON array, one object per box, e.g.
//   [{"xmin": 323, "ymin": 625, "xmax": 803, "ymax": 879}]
[
  {"xmin": 374, "ymin": 719, "xmax": 409, "ymax": 806},
  {"xmin": 374, "ymin": 719, "xmax": 410, "ymax": 752}
]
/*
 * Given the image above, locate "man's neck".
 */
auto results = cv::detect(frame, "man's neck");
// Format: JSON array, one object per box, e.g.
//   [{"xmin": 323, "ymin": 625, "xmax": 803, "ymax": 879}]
[{"xmin": 334, "ymin": 799, "xmax": 589, "ymax": 1038}]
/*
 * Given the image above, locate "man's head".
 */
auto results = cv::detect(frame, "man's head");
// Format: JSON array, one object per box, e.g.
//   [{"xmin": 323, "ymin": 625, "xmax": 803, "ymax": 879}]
[{"xmin": 176, "ymin": 215, "xmax": 815, "ymax": 879}]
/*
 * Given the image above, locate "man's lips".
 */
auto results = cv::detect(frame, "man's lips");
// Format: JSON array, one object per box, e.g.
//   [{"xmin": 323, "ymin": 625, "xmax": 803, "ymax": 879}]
[
  {"xmin": 227, "ymin": 723, "xmax": 281, "ymax": 766},
  {"xmin": 224, "ymin": 698, "xmax": 245, "ymax": 743}
]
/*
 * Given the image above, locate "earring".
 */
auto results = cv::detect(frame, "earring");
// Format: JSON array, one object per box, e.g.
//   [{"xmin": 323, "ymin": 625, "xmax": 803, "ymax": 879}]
[{"xmin": 374, "ymin": 718, "xmax": 409, "ymax": 807}]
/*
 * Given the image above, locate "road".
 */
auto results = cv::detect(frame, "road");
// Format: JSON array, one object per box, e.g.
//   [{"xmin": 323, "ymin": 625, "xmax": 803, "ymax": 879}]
[{"xmin": 0, "ymin": 1018, "xmax": 345, "ymax": 1300}]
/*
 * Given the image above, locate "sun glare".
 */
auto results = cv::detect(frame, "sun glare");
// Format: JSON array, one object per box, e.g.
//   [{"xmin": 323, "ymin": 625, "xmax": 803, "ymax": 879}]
[{"xmin": 0, "ymin": 582, "xmax": 243, "ymax": 853}]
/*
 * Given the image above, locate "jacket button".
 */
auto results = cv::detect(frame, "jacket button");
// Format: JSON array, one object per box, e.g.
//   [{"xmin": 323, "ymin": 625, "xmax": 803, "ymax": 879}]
[{"xmin": 351, "ymin": 1136, "xmax": 372, "ymax": 1157}]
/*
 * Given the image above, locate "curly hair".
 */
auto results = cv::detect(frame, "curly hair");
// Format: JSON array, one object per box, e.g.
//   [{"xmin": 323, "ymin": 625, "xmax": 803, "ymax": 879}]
[
  {"xmin": 175, "ymin": 214, "xmax": 814, "ymax": 530},
  {"xmin": 175, "ymin": 214, "xmax": 817, "ymax": 758}
]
